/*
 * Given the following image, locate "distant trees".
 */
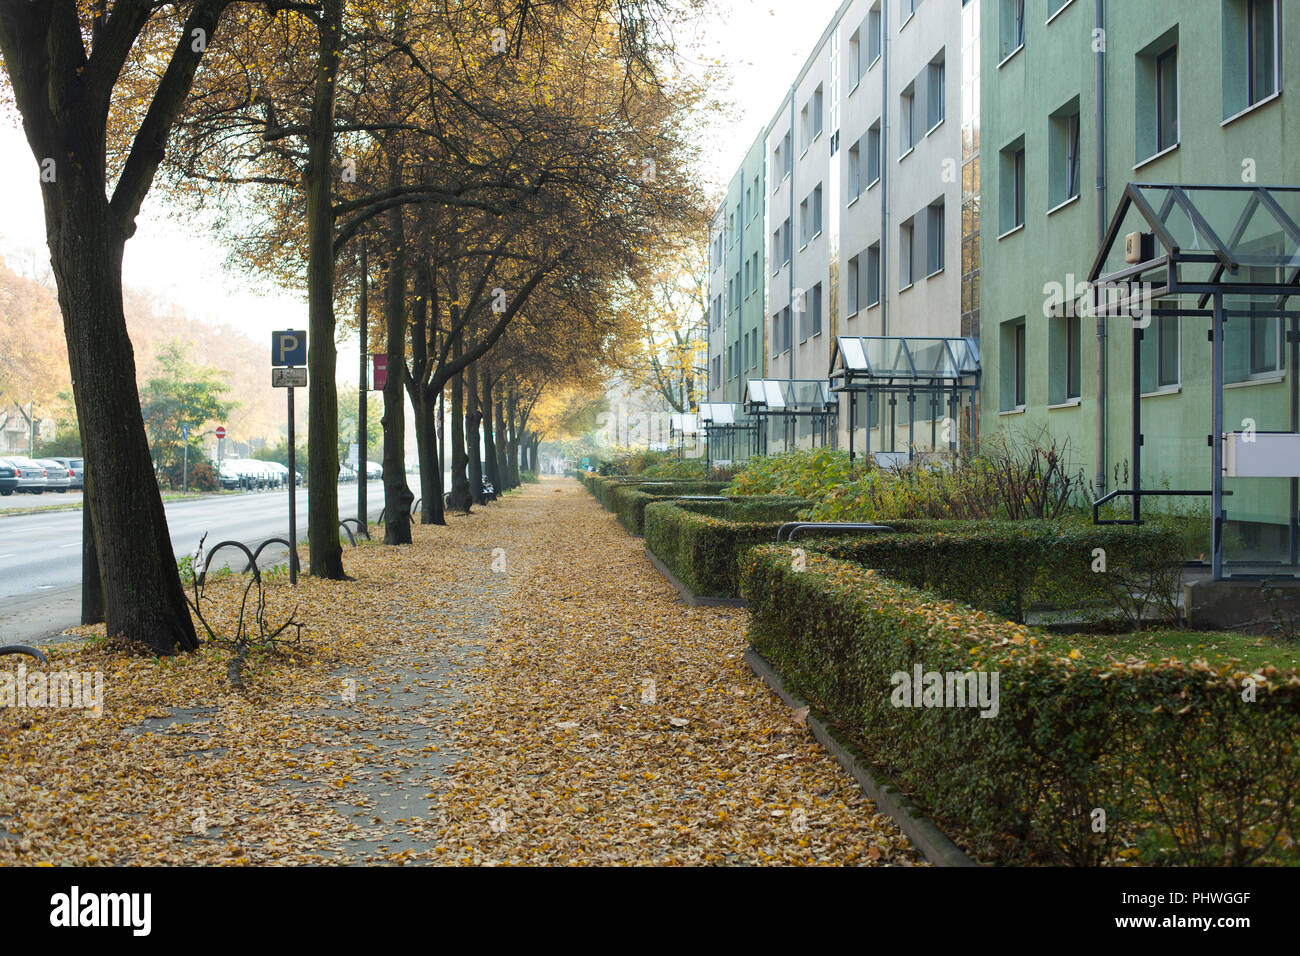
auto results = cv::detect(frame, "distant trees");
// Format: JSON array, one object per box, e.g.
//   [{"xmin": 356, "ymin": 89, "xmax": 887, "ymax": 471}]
[{"xmin": 140, "ymin": 343, "xmax": 237, "ymax": 488}]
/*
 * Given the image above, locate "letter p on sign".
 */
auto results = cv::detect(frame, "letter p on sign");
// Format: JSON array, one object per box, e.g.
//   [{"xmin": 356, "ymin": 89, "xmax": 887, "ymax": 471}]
[{"xmin": 272, "ymin": 330, "xmax": 307, "ymax": 367}]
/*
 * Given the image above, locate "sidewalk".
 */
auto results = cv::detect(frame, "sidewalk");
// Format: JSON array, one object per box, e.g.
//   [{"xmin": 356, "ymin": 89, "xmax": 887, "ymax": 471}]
[{"xmin": 0, "ymin": 478, "xmax": 919, "ymax": 865}]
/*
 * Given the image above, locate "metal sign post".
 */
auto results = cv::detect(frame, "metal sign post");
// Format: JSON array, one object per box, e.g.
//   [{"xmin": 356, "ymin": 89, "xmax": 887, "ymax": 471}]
[
  {"xmin": 273, "ymin": 331, "xmax": 307, "ymax": 585},
  {"xmin": 181, "ymin": 422, "xmax": 189, "ymax": 492}
]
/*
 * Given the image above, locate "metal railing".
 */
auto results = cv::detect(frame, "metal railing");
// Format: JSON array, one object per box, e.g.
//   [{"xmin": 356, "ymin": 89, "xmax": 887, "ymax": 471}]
[{"xmin": 775, "ymin": 522, "xmax": 896, "ymax": 543}]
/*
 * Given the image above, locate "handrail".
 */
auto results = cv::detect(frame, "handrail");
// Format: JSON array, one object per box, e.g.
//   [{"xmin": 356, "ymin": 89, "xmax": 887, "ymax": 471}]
[
  {"xmin": 776, "ymin": 522, "xmax": 896, "ymax": 543},
  {"xmin": 1092, "ymin": 488, "xmax": 1228, "ymax": 526}
]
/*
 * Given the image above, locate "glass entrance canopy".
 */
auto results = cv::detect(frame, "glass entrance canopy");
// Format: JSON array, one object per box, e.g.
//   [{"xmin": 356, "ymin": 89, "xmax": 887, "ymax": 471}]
[
  {"xmin": 698, "ymin": 402, "xmax": 757, "ymax": 465},
  {"xmin": 830, "ymin": 336, "xmax": 981, "ymax": 464},
  {"xmin": 742, "ymin": 380, "xmax": 838, "ymax": 454},
  {"xmin": 1086, "ymin": 183, "xmax": 1300, "ymax": 581}
]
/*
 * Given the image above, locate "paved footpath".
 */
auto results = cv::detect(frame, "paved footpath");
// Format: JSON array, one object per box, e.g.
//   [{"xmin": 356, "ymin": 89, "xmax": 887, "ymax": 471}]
[{"xmin": 0, "ymin": 478, "xmax": 919, "ymax": 865}]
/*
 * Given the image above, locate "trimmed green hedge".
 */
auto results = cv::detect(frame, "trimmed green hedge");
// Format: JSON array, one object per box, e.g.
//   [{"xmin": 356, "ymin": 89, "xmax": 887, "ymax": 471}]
[
  {"xmin": 609, "ymin": 481, "xmax": 730, "ymax": 535},
  {"xmin": 642, "ymin": 498, "xmax": 813, "ymax": 598},
  {"xmin": 741, "ymin": 546, "xmax": 1300, "ymax": 865},
  {"xmin": 802, "ymin": 520, "xmax": 1184, "ymax": 626}
]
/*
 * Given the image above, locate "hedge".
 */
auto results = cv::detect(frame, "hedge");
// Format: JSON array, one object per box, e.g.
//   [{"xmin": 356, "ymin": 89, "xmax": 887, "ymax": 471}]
[
  {"xmin": 642, "ymin": 498, "xmax": 813, "ymax": 599},
  {"xmin": 741, "ymin": 546, "xmax": 1300, "ymax": 865},
  {"xmin": 608, "ymin": 481, "xmax": 730, "ymax": 535},
  {"xmin": 802, "ymin": 520, "xmax": 1185, "ymax": 627}
]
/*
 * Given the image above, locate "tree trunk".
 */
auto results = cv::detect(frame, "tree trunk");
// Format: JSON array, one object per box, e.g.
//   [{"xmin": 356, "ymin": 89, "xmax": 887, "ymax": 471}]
[
  {"xmin": 382, "ymin": 208, "xmax": 413, "ymax": 544},
  {"xmin": 416, "ymin": 381, "xmax": 447, "ymax": 525},
  {"xmin": 481, "ymin": 372, "xmax": 500, "ymax": 498},
  {"xmin": 304, "ymin": 0, "xmax": 345, "ymax": 579},
  {"xmin": 506, "ymin": 390, "xmax": 522, "ymax": 489},
  {"xmin": 447, "ymin": 338, "xmax": 473, "ymax": 512},
  {"xmin": 528, "ymin": 435, "xmax": 539, "ymax": 474},
  {"xmin": 48, "ymin": 208, "xmax": 197, "ymax": 652},
  {"xmin": 466, "ymin": 362, "xmax": 485, "ymax": 505},
  {"xmin": 494, "ymin": 399, "xmax": 510, "ymax": 491}
]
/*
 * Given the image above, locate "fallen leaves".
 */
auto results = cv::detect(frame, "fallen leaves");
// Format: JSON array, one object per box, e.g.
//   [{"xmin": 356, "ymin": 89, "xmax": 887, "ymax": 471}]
[{"xmin": 0, "ymin": 479, "xmax": 922, "ymax": 867}]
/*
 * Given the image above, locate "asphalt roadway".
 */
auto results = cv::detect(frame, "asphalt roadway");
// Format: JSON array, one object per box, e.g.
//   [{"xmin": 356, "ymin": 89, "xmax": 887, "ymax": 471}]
[{"xmin": 0, "ymin": 480, "xmax": 387, "ymax": 644}]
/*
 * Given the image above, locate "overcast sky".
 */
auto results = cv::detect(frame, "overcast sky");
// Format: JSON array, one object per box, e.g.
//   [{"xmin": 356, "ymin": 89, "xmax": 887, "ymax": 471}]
[{"xmin": 0, "ymin": 0, "xmax": 844, "ymax": 367}]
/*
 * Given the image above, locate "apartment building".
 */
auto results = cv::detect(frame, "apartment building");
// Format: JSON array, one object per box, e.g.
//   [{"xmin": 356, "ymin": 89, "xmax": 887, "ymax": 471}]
[
  {"xmin": 707, "ymin": 0, "xmax": 978, "ymax": 456},
  {"xmin": 706, "ymin": 133, "xmax": 769, "ymax": 405},
  {"xmin": 979, "ymin": 0, "xmax": 1300, "ymax": 575}
]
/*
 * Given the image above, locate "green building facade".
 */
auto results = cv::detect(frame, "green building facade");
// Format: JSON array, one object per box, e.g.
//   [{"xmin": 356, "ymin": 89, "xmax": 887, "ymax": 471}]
[
  {"xmin": 979, "ymin": 0, "xmax": 1300, "ymax": 572},
  {"xmin": 710, "ymin": 131, "xmax": 769, "ymax": 406}
]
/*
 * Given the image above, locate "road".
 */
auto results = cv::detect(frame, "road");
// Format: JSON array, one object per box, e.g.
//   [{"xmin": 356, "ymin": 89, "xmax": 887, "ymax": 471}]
[{"xmin": 0, "ymin": 480, "xmax": 389, "ymax": 643}]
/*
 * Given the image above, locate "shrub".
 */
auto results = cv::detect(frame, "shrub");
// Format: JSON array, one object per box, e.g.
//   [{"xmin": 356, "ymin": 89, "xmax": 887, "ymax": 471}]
[
  {"xmin": 609, "ymin": 481, "xmax": 730, "ymax": 535},
  {"xmin": 808, "ymin": 432, "xmax": 1090, "ymax": 523},
  {"xmin": 740, "ymin": 546, "xmax": 1300, "ymax": 865},
  {"xmin": 804, "ymin": 520, "xmax": 1185, "ymax": 627},
  {"xmin": 520, "ymin": 470, "xmax": 541, "ymax": 484},
  {"xmin": 642, "ymin": 498, "xmax": 813, "ymax": 598},
  {"xmin": 726, "ymin": 448, "xmax": 856, "ymax": 499}
]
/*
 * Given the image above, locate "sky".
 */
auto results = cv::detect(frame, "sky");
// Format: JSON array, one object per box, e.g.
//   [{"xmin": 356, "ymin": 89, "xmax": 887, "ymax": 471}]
[{"xmin": 0, "ymin": 0, "xmax": 845, "ymax": 374}]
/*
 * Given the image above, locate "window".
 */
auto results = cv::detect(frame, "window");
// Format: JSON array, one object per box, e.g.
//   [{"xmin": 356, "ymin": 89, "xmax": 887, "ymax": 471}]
[
  {"xmin": 926, "ymin": 199, "xmax": 944, "ymax": 276},
  {"xmin": 1136, "ymin": 30, "xmax": 1180, "ymax": 161},
  {"xmin": 927, "ymin": 53, "xmax": 945, "ymax": 130},
  {"xmin": 1001, "ymin": 318, "xmax": 1027, "ymax": 410},
  {"xmin": 812, "ymin": 85, "xmax": 824, "ymax": 141},
  {"xmin": 847, "ymin": 255, "xmax": 860, "ymax": 314},
  {"xmin": 783, "ymin": 132, "xmax": 793, "ymax": 176},
  {"xmin": 901, "ymin": 0, "xmax": 918, "ymax": 24},
  {"xmin": 1000, "ymin": 0, "xmax": 1026, "ymax": 60},
  {"xmin": 1048, "ymin": 97, "xmax": 1081, "ymax": 207},
  {"xmin": 1000, "ymin": 137, "xmax": 1026, "ymax": 233},
  {"xmin": 1048, "ymin": 0, "xmax": 1072, "ymax": 16},
  {"xmin": 811, "ymin": 283, "xmax": 823, "ymax": 336},
  {"xmin": 1156, "ymin": 47, "xmax": 1178, "ymax": 151},
  {"xmin": 867, "ymin": 120, "xmax": 882, "ymax": 184},
  {"xmin": 1224, "ymin": 0, "xmax": 1280, "ymax": 117},
  {"xmin": 753, "ymin": 176, "xmax": 760, "ymax": 216},
  {"xmin": 899, "ymin": 217, "xmax": 915, "ymax": 288},
  {"xmin": 1049, "ymin": 314, "xmax": 1082, "ymax": 402},
  {"xmin": 743, "ymin": 259, "xmax": 750, "ymax": 297},
  {"xmin": 850, "ymin": 29, "xmax": 862, "ymax": 86},
  {"xmin": 800, "ymin": 197, "xmax": 810, "ymax": 245},
  {"xmin": 900, "ymin": 84, "xmax": 916, "ymax": 153},
  {"xmin": 782, "ymin": 306, "xmax": 792, "ymax": 352},
  {"xmin": 867, "ymin": 4, "xmax": 882, "ymax": 66},
  {"xmin": 782, "ymin": 218, "xmax": 793, "ymax": 263},
  {"xmin": 800, "ymin": 103, "xmax": 811, "ymax": 152},
  {"xmin": 866, "ymin": 243, "xmax": 881, "ymax": 306},
  {"xmin": 1226, "ymin": 262, "xmax": 1284, "ymax": 381},
  {"xmin": 713, "ymin": 354, "xmax": 721, "ymax": 383},
  {"xmin": 1014, "ymin": 321, "xmax": 1027, "ymax": 406},
  {"xmin": 812, "ymin": 184, "xmax": 823, "ymax": 236},
  {"xmin": 1139, "ymin": 316, "xmax": 1180, "ymax": 391},
  {"xmin": 849, "ymin": 141, "xmax": 862, "ymax": 198}
]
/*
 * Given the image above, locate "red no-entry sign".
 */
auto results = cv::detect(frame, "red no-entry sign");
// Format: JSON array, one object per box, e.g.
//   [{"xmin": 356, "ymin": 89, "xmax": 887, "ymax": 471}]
[{"xmin": 215, "ymin": 426, "xmax": 227, "ymax": 440}]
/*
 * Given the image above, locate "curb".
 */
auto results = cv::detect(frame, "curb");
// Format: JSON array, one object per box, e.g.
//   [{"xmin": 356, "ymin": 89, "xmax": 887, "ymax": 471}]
[
  {"xmin": 643, "ymin": 546, "xmax": 746, "ymax": 608},
  {"xmin": 744, "ymin": 647, "xmax": 977, "ymax": 868}
]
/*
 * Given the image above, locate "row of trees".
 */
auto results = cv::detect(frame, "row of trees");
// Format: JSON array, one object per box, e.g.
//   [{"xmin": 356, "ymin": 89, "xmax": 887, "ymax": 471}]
[{"xmin": 0, "ymin": 0, "xmax": 707, "ymax": 654}]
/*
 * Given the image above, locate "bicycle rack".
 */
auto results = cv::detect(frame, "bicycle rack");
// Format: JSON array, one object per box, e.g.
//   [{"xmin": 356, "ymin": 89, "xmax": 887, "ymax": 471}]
[
  {"xmin": 339, "ymin": 518, "xmax": 370, "ymax": 546},
  {"xmin": 775, "ymin": 522, "xmax": 896, "ymax": 543},
  {"xmin": 0, "ymin": 645, "xmax": 48, "ymax": 663},
  {"xmin": 197, "ymin": 537, "xmax": 300, "ymax": 586}
]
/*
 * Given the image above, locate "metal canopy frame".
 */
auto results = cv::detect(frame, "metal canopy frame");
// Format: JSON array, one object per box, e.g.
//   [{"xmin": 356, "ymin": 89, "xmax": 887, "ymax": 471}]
[
  {"xmin": 1087, "ymin": 183, "xmax": 1300, "ymax": 580},
  {"xmin": 742, "ymin": 380, "xmax": 838, "ymax": 455},
  {"xmin": 829, "ymin": 336, "xmax": 981, "ymax": 464},
  {"xmin": 698, "ymin": 402, "xmax": 757, "ymax": 467}
]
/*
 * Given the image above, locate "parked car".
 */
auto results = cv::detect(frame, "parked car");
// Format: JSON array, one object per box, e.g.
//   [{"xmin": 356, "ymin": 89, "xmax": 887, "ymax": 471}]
[
  {"xmin": 37, "ymin": 458, "xmax": 72, "ymax": 492},
  {"xmin": 5, "ymin": 457, "xmax": 47, "ymax": 494},
  {"xmin": 0, "ymin": 458, "xmax": 19, "ymax": 496},
  {"xmin": 51, "ymin": 457, "xmax": 84, "ymax": 490},
  {"xmin": 339, "ymin": 463, "xmax": 357, "ymax": 483},
  {"xmin": 364, "ymin": 461, "xmax": 383, "ymax": 480},
  {"xmin": 217, "ymin": 462, "xmax": 242, "ymax": 490}
]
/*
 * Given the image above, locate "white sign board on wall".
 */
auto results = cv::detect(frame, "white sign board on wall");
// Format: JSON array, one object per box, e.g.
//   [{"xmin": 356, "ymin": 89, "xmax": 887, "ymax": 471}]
[{"xmin": 1223, "ymin": 432, "xmax": 1300, "ymax": 478}]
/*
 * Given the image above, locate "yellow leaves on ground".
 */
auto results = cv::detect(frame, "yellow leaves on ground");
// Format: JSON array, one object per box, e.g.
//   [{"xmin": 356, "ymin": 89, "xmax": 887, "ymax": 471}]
[{"xmin": 0, "ymin": 478, "xmax": 920, "ymax": 866}]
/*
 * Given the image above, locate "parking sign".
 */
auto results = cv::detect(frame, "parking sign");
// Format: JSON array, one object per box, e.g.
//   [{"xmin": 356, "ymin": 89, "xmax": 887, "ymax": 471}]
[{"xmin": 272, "ymin": 330, "xmax": 307, "ymax": 367}]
